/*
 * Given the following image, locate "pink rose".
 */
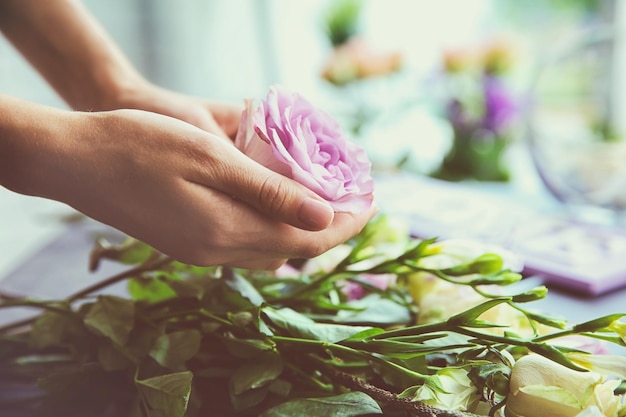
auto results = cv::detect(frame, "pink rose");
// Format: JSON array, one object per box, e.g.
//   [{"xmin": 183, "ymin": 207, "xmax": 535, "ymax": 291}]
[{"xmin": 235, "ymin": 85, "xmax": 374, "ymax": 213}]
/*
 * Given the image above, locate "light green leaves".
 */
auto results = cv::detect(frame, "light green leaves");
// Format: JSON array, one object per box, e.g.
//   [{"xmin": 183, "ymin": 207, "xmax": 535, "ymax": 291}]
[
  {"xmin": 83, "ymin": 295, "xmax": 134, "ymax": 346},
  {"xmin": 149, "ymin": 330, "xmax": 202, "ymax": 369},
  {"xmin": 136, "ymin": 371, "xmax": 193, "ymax": 417},
  {"xmin": 260, "ymin": 392, "xmax": 382, "ymax": 417},
  {"xmin": 231, "ymin": 352, "xmax": 283, "ymax": 395},
  {"xmin": 262, "ymin": 307, "xmax": 372, "ymax": 343}
]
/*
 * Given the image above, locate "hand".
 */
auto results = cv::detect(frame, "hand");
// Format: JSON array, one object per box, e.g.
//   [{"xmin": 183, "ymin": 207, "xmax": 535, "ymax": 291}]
[
  {"xmin": 106, "ymin": 81, "xmax": 243, "ymax": 140},
  {"xmin": 8, "ymin": 105, "xmax": 375, "ymax": 269}
]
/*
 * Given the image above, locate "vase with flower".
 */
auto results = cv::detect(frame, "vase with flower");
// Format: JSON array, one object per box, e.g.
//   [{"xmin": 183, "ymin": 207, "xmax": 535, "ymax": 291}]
[{"xmin": 432, "ymin": 38, "xmax": 520, "ymax": 182}]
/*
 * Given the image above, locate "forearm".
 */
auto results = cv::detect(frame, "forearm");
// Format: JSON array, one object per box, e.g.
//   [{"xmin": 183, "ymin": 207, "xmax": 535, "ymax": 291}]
[
  {"xmin": 0, "ymin": 94, "xmax": 75, "ymax": 197},
  {"xmin": 0, "ymin": 0, "xmax": 144, "ymax": 111}
]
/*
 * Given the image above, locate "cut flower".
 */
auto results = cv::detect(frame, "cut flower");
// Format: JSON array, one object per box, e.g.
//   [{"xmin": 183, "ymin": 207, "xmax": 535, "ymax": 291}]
[
  {"xmin": 506, "ymin": 354, "xmax": 626, "ymax": 417},
  {"xmin": 235, "ymin": 84, "xmax": 374, "ymax": 213}
]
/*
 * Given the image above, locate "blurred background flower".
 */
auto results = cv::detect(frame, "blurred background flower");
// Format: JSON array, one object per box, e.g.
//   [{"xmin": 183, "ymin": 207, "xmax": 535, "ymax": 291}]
[
  {"xmin": 317, "ymin": 0, "xmax": 407, "ymax": 144},
  {"xmin": 430, "ymin": 37, "xmax": 522, "ymax": 182}
]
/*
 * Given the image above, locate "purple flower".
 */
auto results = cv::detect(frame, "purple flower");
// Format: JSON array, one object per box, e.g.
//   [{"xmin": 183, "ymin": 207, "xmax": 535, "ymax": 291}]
[
  {"xmin": 235, "ymin": 85, "xmax": 374, "ymax": 213},
  {"xmin": 482, "ymin": 75, "xmax": 517, "ymax": 133}
]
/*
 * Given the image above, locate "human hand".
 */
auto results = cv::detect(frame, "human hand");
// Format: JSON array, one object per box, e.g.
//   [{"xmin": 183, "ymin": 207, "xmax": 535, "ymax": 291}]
[
  {"xmin": 104, "ymin": 81, "xmax": 243, "ymax": 140},
  {"xmin": 9, "ymin": 105, "xmax": 375, "ymax": 269}
]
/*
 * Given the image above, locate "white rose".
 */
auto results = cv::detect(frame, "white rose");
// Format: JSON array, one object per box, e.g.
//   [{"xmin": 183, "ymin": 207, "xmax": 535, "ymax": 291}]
[{"xmin": 506, "ymin": 354, "xmax": 624, "ymax": 417}]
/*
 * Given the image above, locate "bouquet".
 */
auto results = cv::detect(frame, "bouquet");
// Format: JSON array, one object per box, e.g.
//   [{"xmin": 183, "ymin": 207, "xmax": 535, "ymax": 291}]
[{"xmin": 1, "ymin": 86, "xmax": 625, "ymax": 417}]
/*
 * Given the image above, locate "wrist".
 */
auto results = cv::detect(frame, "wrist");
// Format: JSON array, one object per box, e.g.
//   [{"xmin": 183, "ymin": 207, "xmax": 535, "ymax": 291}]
[
  {"xmin": 0, "ymin": 95, "xmax": 77, "ymax": 198},
  {"xmin": 86, "ymin": 65, "xmax": 150, "ymax": 111}
]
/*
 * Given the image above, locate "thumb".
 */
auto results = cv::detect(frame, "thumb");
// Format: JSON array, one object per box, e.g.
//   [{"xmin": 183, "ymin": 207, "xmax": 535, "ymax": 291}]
[
  {"xmin": 249, "ymin": 171, "xmax": 335, "ymax": 231},
  {"xmin": 214, "ymin": 149, "xmax": 335, "ymax": 231}
]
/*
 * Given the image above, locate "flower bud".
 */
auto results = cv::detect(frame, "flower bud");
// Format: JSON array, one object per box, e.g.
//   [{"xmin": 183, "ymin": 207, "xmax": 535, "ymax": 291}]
[
  {"xmin": 608, "ymin": 320, "xmax": 626, "ymax": 344},
  {"xmin": 574, "ymin": 314, "xmax": 626, "ymax": 333},
  {"xmin": 469, "ymin": 253, "xmax": 504, "ymax": 274},
  {"xmin": 510, "ymin": 286, "xmax": 548, "ymax": 303}
]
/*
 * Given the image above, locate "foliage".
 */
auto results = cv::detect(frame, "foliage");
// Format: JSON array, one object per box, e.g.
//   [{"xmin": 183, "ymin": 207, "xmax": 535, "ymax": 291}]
[{"xmin": 0, "ymin": 216, "xmax": 625, "ymax": 417}]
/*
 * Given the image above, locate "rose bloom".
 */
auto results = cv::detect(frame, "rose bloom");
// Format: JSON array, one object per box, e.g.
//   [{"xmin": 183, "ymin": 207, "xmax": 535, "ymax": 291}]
[
  {"xmin": 235, "ymin": 85, "xmax": 374, "ymax": 213},
  {"xmin": 506, "ymin": 354, "xmax": 626, "ymax": 417}
]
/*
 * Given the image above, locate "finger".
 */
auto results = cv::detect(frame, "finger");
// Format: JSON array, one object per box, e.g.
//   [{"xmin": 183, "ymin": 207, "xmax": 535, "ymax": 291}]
[
  {"xmin": 190, "ymin": 111, "xmax": 231, "ymax": 140},
  {"xmin": 237, "ymin": 205, "xmax": 378, "ymax": 261},
  {"xmin": 197, "ymin": 144, "xmax": 336, "ymax": 232},
  {"xmin": 205, "ymin": 101, "xmax": 244, "ymax": 140}
]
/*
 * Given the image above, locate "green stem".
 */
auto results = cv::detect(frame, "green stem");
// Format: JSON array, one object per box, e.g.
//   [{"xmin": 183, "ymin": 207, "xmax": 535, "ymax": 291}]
[
  {"xmin": 198, "ymin": 309, "xmax": 233, "ymax": 327},
  {"xmin": 272, "ymin": 335, "xmax": 428, "ymax": 383},
  {"xmin": 67, "ymin": 256, "xmax": 172, "ymax": 301},
  {"xmin": 0, "ymin": 300, "xmax": 70, "ymax": 316},
  {"xmin": 0, "ymin": 301, "xmax": 75, "ymax": 335},
  {"xmin": 453, "ymin": 326, "xmax": 531, "ymax": 348},
  {"xmin": 366, "ymin": 321, "xmax": 450, "ymax": 340},
  {"xmin": 0, "ymin": 257, "xmax": 172, "ymax": 335},
  {"xmin": 533, "ymin": 329, "xmax": 577, "ymax": 343},
  {"xmin": 268, "ymin": 270, "xmax": 353, "ymax": 302}
]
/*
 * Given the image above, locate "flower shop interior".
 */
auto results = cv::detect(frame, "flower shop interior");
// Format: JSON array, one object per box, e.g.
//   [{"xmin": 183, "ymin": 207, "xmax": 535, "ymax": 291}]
[{"xmin": 2, "ymin": 1, "xmax": 626, "ymax": 416}]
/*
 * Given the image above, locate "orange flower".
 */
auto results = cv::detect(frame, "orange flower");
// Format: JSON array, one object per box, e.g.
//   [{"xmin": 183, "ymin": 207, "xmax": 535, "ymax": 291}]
[{"xmin": 321, "ymin": 37, "xmax": 403, "ymax": 85}]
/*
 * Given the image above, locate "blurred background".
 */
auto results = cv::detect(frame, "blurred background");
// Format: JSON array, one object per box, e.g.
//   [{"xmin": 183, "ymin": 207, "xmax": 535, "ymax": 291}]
[{"xmin": 2, "ymin": 0, "xmax": 626, "ymax": 291}]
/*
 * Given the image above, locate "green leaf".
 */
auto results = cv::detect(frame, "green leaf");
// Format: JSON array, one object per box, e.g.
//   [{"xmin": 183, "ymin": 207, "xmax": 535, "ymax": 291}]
[
  {"xmin": 136, "ymin": 371, "xmax": 193, "ymax": 417},
  {"xmin": 225, "ymin": 269, "xmax": 265, "ymax": 306},
  {"xmin": 343, "ymin": 327, "xmax": 385, "ymax": 342},
  {"xmin": 121, "ymin": 321, "xmax": 164, "ymax": 363},
  {"xmin": 230, "ymin": 385, "xmax": 270, "ymax": 411},
  {"xmin": 149, "ymin": 330, "xmax": 202, "ymax": 369},
  {"xmin": 263, "ymin": 307, "xmax": 372, "ymax": 343},
  {"xmin": 468, "ymin": 363, "xmax": 511, "ymax": 397},
  {"xmin": 260, "ymin": 391, "xmax": 382, "ymax": 417},
  {"xmin": 89, "ymin": 237, "xmax": 154, "ymax": 271},
  {"xmin": 98, "ymin": 343, "xmax": 134, "ymax": 371},
  {"xmin": 128, "ymin": 277, "xmax": 177, "ymax": 303},
  {"xmin": 29, "ymin": 311, "xmax": 70, "ymax": 349},
  {"xmin": 83, "ymin": 295, "xmax": 135, "ymax": 346},
  {"xmin": 231, "ymin": 352, "xmax": 283, "ymax": 395},
  {"xmin": 221, "ymin": 336, "xmax": 275, "ymax": 358},
  {"xmin": 336, "ymin": 295, "xmax": 411, "ymax": 325}
]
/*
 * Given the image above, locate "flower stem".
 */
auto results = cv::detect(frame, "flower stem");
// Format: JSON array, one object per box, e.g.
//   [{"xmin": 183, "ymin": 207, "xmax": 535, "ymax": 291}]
[
  {"xmin": 271, "ymin": 335, "xmax": 428, "ymax": 382},
  {"xmin": 67, "ymin": 256, "xmax": 172, "ymax": 301}
]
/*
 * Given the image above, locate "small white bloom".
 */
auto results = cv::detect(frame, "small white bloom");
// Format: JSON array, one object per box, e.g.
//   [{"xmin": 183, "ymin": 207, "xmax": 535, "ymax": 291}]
[
  {"xmin": 575, "ymin": 406, "xmax": 607, "ymax": 417},
  {"xmin": 567, "ymin": 352, "xmax": 626, "ymax": 380},
  {"xmin": 411, "ymin": 367, "xmax": 480, "ymax": 411}
]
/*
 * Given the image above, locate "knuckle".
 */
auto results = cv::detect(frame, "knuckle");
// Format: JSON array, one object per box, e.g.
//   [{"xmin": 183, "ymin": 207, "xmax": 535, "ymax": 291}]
[
  {"xmin": 297, "ymin": 241, "xmax": 327, "ymax": 260},
  {"xmin": 258, "ymin": 176, "xmax": 292, "ymax": 214},
  {"xmin": 261, "ymin": 258, "xmax": 288, "ymax": 271}
]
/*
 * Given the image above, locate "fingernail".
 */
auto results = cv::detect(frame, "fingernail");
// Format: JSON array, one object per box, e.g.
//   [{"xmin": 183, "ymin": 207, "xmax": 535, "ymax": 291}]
[{"xmin": 299, "ymin": 198, "xmax": 334, "ymax": 230}]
